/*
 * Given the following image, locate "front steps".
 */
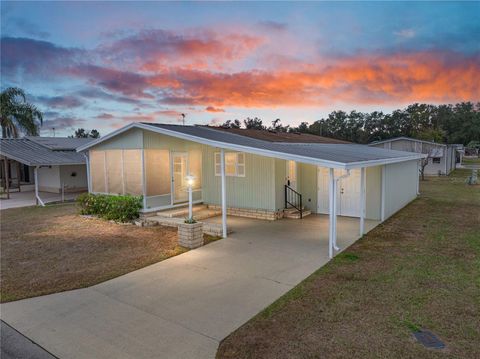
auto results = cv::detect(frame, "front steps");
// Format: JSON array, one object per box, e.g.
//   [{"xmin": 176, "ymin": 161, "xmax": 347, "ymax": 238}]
[
  {"xmin": 155, "ymin": 204, "xmax": 221, "ymax": 221},
  {"xmin": 283, "ymin": 207, "xmax": 311, "ymax": 219}
]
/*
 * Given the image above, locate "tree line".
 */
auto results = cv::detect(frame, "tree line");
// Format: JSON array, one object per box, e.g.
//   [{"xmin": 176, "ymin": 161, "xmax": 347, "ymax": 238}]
[{"xmin": 221, "ymin": 102, "xmax": 480, "ymax": 147}]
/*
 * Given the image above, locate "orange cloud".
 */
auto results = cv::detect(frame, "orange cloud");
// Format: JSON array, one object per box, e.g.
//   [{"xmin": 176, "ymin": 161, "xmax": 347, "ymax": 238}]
[
  {"xmin": 148, "ymin": 51, "xmax": 479, "ymax": 107},
  {"xmin": 205, "ymin": 106, "xmax": 225, "ymax": 112}
]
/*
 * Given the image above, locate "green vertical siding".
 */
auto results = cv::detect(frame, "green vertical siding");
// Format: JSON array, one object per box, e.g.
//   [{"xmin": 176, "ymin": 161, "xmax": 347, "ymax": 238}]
[
  {"xmin": 93, "ymin": 128, "xmax": 143, "ymax": 150},
  {"xmin": 384, "ymin": 160, "xmax": 417, "ymax": 219},
  {"xmin": 274, "ymin": 159, "xmax": 286, "ymax": 210},
  {"xmin": 297, "ymin": 163, "xmax": 318, "ymax": 212},
  {"xmin": 366, "ymin": 166, "xmax": 382, "ymax": 220},
  {"xmin": 202, "ymin": 146, "xmax": 276, "ymax": 211},
  {"xmin": 143, "ymin": 130, "xmax": 201, "ymax": 151}
]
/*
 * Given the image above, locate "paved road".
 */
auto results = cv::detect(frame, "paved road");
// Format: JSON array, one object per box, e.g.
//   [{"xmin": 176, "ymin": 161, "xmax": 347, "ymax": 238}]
[{"xmin": 1, "ymin": 215, "xmax": 377, "ymax": 359}]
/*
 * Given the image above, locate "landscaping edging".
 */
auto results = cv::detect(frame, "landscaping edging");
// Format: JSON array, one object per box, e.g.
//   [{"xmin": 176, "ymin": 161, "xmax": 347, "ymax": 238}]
[{"xmin": 178, "ymin": 222, "xmax": 204, "ymax": 248}]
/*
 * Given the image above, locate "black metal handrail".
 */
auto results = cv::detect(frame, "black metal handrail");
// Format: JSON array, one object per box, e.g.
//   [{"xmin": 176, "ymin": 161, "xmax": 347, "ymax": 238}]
[{"xmin": 284, "ymin": 185, "xmax": 303, "ymax": 218}]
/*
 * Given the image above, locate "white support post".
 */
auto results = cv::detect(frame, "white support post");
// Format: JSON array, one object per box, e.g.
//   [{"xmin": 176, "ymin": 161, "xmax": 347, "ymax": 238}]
[
  {"xmin": 141, "ymin": 149, "xmax": 147, "ymax": 210},
  {"xmin": 328, "ymin": 168, "xmax": 335, "ymax": 259},
  {"xmin": 332, "ymin": 179, "xmax": 339, "ymax": 251},
  {"xmin": 360, "ymin": 167, "xmax": 366, "ymax": 236},
  {"xmin": 220, "ymin": 148, "xmax": 227, "ymax": 238},
  {"xmin": 188, "ymin": 186, "xmax": 193, "ymax": 219},
  {"xmin": 34, "ymin": 166, "xmax": 45, "ymax": 207},
  {"xmin": 381, "ymin": 165, "xmax": 386, "ymax": 221}
]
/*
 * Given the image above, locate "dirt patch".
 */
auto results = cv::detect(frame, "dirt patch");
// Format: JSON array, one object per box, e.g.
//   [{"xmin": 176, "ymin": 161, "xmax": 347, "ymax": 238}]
[
  {"xmin": 217, "ymin": 169, "xmax": 480, "ymax": 359},
  {"xmin": 0, "ymin": 203, "xmax": 218, "ymax": 302}
]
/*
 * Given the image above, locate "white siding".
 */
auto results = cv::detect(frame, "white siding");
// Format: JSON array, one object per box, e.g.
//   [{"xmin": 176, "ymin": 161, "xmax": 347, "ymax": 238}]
[
  {"xmin": 38, "ymin": 166, "xmax": 61, "ymax": 192},
  {"xmin": 59, "ymin": 165, "xmax": 88, "ymax": 191},
  {"xmin": 384, "ymin": 160, "xmax": 418, "ymax": 219}
]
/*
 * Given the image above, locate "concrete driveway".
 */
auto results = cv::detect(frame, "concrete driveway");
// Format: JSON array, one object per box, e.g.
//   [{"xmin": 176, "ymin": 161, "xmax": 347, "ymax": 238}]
[
  {"xmin": 1, "ymin": 215, "xmax": 378, "ymax": 359},
  {"xmin": 0, "ymin": 190, "xmax": 81, "ymax": 210}
]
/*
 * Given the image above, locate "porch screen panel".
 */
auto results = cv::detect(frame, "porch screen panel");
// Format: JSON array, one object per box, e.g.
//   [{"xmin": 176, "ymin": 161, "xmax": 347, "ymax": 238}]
[
  {"xmin": 106, "ymin": 150, "xmax": 123, "ymax": 194},
  {"xmin": 188, "ymin": 149, "xmax": 202, "ymax": 190},
  {"xmin": 145, "ymin": 149, "xmax": 170, "ymax": 196},
  {"xmin": 123, "ymin": 150, "xmax": 142, "ymax": 195},
  {"xmin": 90, "ymin": 150, "xmax": 106, "ymax": 193}
]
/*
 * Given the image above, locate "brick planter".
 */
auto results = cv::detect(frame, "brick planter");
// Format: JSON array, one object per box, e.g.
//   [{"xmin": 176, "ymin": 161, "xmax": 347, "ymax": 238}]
[{"xmin": 178, "ymin": 222, "xmax": 204, "ymax": 249}]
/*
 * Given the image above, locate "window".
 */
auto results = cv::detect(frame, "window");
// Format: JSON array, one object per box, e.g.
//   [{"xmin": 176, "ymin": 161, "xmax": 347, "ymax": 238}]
[
  {"xmin": 432, "ymin": 157, "xmax": 441, "ymax": 164},
  {"xmin": 215, "ymin": 152, "xmax": 245, "ymax": 177}
]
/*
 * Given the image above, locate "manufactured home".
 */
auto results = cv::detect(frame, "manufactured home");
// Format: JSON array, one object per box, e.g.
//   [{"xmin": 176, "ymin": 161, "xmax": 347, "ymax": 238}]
[
  {"xmin": 369, "ymin": 137, "xmax": 458, "ymax": 176},
  {"xmin": 78, "ymin": 123, "xmax": 424, "ymax": 258}
]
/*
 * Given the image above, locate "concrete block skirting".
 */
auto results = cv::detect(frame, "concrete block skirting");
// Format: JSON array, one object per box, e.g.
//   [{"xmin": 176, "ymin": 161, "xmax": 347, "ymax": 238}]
[
  {"xmin": 178, "ymin": 222, "xmax": 204, "ymax": 249},
  {"xmin": 206, "ymin": 205, "xmax": 284, "ymax": 221}
]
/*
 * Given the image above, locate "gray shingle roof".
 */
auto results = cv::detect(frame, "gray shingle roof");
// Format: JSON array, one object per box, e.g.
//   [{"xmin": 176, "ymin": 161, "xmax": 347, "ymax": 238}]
[
  {"xmin": 0, "ymin": 138, "xmax": 87, "ymax": 166},
  {"xmin": 26, "ymin": 136, "xmax": 95, "ymax": 150},
  {"xmin": 144, "ymin": 123, "xmax": 423, "ymax": 165},
  {"xmin": 78, "ymin": 122, "xmax": 425, "ymax": 168}
]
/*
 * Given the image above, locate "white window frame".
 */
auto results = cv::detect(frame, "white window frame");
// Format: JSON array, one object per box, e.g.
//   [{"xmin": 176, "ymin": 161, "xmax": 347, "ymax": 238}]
[{"xmin": 215, "ymin": 152, "xmax": 245, "ymax": 177}]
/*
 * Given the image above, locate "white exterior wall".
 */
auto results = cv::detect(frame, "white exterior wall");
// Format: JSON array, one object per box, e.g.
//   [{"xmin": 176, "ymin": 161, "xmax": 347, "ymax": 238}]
[
  {"xmin": 38, "ymin": 166, "xmax": 61, "ymax": 193},
  {"xmin": 383, "ymin": 160, "xmax": 418, "ymax": 219},
  {"xmin": 59, "ymin": 165, "xmax": 88, "ymax": 192}
]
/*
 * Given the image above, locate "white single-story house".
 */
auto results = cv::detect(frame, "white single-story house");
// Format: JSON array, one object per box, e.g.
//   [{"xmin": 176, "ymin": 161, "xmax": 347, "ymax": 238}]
[
  {"xmin": 78, "ymin": 123, "xmax": 425, "ymax": 258},
  {"xmin": 369, "ymin": 137, "xmax": 458, "ymax": 176},
  {"xmin": 0, "ymin": 136, "xmax": 92, "ymax": 206}
]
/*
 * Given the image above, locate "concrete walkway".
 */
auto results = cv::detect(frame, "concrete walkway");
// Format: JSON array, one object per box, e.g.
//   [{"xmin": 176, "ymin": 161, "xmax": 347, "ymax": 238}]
[
  {"xmin": 0, "ymin": 190, "xmax": 81, "ymax": 210},
  {"xmin": 1, "ymin": 215, "xmax": 379, "ymax": 359}
]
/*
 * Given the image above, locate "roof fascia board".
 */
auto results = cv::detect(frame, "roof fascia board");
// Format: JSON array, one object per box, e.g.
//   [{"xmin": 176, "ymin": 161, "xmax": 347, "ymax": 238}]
[
  {"xmin": 0, "ymin": 151, "xmax": 33, "ymax": 166},
  {"xmin": 345, "ymin": 154, "xmax": 426, "ymax": 169}
]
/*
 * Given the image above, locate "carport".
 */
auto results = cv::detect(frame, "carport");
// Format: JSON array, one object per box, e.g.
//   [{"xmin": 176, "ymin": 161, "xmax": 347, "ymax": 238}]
[{"xmin": 0, "ymin": 137, "xmax": 89, "ymax": 207}]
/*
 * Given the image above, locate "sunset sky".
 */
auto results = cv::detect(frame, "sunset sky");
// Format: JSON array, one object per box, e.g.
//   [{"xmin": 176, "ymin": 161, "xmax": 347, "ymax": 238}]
[{"xmin": 1, "ymin": 1, "xmax": 479, "ymax": 136}]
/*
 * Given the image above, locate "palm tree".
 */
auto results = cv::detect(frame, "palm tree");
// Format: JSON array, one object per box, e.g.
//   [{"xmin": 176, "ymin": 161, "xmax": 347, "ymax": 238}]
[{"xmin": 1, "ymin": 87, "xmax": 43, "ymax": 138}]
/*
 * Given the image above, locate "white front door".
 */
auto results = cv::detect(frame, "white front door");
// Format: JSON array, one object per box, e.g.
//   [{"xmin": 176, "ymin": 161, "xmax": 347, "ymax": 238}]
[
  {"xmin": 317, "ymin": 167, "xmax": 361, "ymax": 217},
  {"xmin": 172, "ymin": 152, "xmax": 188, "ymax": 204},
  {"xmin": 286, "ymin": 160, "xmax": 297, "ymax": 190}
]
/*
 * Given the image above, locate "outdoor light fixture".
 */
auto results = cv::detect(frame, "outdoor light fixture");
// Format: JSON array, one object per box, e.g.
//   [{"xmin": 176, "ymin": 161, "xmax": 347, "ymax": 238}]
[{"xmin": 186, "ymin": 175, "xmax": 195, "ymax": 219}]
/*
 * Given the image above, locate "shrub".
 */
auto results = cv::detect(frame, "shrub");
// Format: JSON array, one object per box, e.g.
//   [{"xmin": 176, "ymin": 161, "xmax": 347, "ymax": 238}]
[{"xmin": 77, "ymin": 193, "xmax": 142, "ymax": 222}]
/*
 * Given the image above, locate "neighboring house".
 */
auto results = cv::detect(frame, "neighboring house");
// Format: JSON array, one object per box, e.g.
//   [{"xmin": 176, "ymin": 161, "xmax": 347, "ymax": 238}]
[
  {"xmin": 369, "ymin": 137, "xmax": 458, "ymax": 175},
  {"xmin": 0, "ymin": 137, "xmax": 93, "ymax": 204},
  {"xmin": 78, "ymin": 123, "xmax": 425, "ymax": 258}
]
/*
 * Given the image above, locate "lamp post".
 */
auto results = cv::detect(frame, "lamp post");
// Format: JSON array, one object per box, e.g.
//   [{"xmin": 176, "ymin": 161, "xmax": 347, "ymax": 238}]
[{"xmin": 186, "ymin": 175, "xmax": 195, "ymax": 220}]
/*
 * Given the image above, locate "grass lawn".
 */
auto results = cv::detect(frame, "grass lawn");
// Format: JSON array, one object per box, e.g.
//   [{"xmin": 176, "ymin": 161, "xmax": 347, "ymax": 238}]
[
  {"xmin": 462, "ymin": 157, "xmax": 480, "ymax": 165},
  {"xmin": 0, "ymin": 203, "xmax": 218, "ymax": 303},
  {"xmin": 217, "ymin": 169, "xmax": 480, "ymax": 359}
]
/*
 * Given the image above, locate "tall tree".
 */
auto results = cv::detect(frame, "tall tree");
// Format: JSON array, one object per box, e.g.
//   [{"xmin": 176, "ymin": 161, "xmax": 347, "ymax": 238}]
[
  {"xmin": 220, "ymin": 119, "xmax": 241, "ymax": 129},
  {"xmin": 0, "ymin": 87, "xmax": 43, "ymax": 138},
  {"xmin": 70, "ymin": 128, "xmax": 101, "ymax": 138},
  {"xmin": 243, "ymin": 117, "xmax": 265, "ymax": 130}
]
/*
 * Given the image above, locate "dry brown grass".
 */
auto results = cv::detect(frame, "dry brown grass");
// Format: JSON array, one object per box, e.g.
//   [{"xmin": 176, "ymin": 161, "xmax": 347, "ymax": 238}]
[
  {"xmin": 0, "ymin": 204, "xmax": 218, "ymax": 303},
  {"xmin": 217, "ymin": 170, "xmax": 480, "ymax": 359}
]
